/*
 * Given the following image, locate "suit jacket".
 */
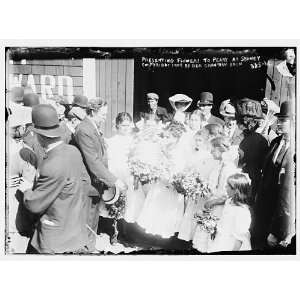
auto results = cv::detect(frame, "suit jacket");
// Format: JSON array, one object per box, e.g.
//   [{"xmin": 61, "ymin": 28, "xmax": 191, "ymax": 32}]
[
  {"xmin": 74, "ymin": 117, "xmax": 117, "ymax": 195},
  {"xmin": 139, "ymin": 106, "xmax": 170, "ymax": 123},
  {"xmin": 257, "ymin": 136, "xmax": 295, "ymax": 240},
  {"xmin": 23, "ymin": 143, "xmax": 91, "ymax": 253}
]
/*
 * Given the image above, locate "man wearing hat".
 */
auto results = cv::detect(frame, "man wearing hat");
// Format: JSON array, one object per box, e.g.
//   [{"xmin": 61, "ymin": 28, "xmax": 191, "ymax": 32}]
[
  {"xmin": 17, "ymin": 104, "xmax": 91, "ymax": 254},
  {"xmin": 197, "ymin": 92, "xmax": 224, "ymax": 126},
  {"xmin": 74, "ymin": 97, "xmax": 127, "ymax": 251},
  {"xmin": 219, "ymin": 99, "xmax": 243, "ymax": 145},
  {"xmin": 137, "ymin": 92, "xmax": 170, "ymax": 126},
  {"xmin": 252, "ymin": 101, "xmax": 295, "ymax": 251}
]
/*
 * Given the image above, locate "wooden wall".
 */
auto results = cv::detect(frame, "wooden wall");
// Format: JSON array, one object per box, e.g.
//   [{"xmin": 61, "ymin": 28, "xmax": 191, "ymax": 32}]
[
  {"xmin": 265, "ymin": 59, "xmax": 295, "ymax": 107},
  {"xmin": 95, "ymin": 59, "xmax": 134, "ymax": 138}
]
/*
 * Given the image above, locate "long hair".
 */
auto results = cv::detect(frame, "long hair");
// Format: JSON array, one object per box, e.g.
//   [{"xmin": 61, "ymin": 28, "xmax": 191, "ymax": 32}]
[{"xmin": 227, "ymin": 173, "xmax": 251, "ymax": 207}]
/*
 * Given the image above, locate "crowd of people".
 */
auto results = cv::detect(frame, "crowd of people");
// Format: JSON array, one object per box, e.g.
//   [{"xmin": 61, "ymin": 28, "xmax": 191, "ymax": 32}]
[{"xmin": 7, "ymin": 86, "xmax": 296, "ymax": 254}]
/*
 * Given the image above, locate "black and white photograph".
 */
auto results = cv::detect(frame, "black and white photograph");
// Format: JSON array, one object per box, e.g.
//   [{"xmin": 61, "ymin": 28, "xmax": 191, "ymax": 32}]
[{"xmin": 4, "ymin": 46, "xmax": 296, "ymax": 256}]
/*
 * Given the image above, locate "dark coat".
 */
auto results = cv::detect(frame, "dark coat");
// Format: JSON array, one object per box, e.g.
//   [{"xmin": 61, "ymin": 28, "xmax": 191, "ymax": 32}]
[
  {"xmin": 254, "ymin": 136, "xmax": 295, "ymax": 243},
  {"xmin": 139, "ymin": 106, "xmax": 170, "ymax": 123},
  {"xmin": 23, "ymin": 143, "xmax": 91, "ymax": 253},
  {"xmin": 74, "ymin": 117, "xmax": 117, "ymax": 195}
]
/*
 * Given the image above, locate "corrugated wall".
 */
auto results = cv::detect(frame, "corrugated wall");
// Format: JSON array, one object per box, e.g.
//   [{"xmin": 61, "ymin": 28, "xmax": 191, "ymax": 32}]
[{"xmin": 95, "ymin": 59, "xmax": 134, "ymax": 137}]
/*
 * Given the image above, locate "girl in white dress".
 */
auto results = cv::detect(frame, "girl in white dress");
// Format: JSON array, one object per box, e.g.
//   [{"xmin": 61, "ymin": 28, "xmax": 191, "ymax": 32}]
[
  {"xmin": 106, "ymin": 112, "xmax": 145, "ymax": 223},
  {"xmin": 137, "ymin": 121, "xmax": 187, "ymax": 239},
  {"xmin": 208, "ymin": 173, "xmax": 252, "ymax": 252},
  {"xmin": 178, "ymin": 129, "xmax": 217, "ymax": 242},
  {"xmin": 192, "ymin": 137, "xmax": 240, "ymax": 252}
]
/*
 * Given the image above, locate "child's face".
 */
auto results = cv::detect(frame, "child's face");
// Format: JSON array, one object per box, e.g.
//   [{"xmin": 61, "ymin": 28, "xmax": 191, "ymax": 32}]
[
  {"xmin": 194, "ymin": 135, "xmax": 205, "ymax": 150},
  {"xmin": 118, "ymin": 120, "xmax": 132, "ymax": 136}
]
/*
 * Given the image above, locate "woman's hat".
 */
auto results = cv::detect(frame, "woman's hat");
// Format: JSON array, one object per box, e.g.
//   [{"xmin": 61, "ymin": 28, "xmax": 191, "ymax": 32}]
[
  {"xmin": 73, "ymin": 95, "xmax": 89, "ymax": 108},
  {"xmin": 169, "ymin": 94, "xmax": 193, "ymax": 112},
  {"xmin": 235, "ymin": 98, "xmax": 264, "ymax": 119},
  {"xmin": 197, "ymin": 92, "xmax": 213, "ymax": 107},
  {"xmin": 275, "ymin": 101, "xmax": 293, "ymax": 118},
  {"xmin": 88, "ymin": 97, "xmax": 107, "ymax": 111},
  {"xmin": 102, "ymin": 186, "xmax": 120, "ymax": 205},
  {"xmin": 219, "ymin": 99, "xmax": 236, "ymax": 117},
  {"xmin": 68, "ymin": 106, "xmax": 86, "ymax": 121},
  {"xmin": 31, "ymin": 104, "xmax": 64, "ymax": 138}
]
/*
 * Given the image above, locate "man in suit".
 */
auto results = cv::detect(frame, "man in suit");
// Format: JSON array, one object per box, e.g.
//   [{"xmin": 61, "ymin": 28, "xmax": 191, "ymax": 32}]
[
  {"xmin": 18, "ymin": 104, "xmax": 91, "ymax": 254},
  {"xmin": 137, "ymin": 92, "xmax": 170, "ymax": 127},
  {"xmin": 219, "ymin": 99, "xmax": 244, "ymax": 145},
  {"xmin": 252, "ymin": 101, "xmax": 295, "ymax": 251},
  {"xmin": 197, "ymin": 92, "xmax": 225, "ymax": 126},
  {"xmin": 74, "ymin": 97, "xmax": 127, "ymax": 250}
]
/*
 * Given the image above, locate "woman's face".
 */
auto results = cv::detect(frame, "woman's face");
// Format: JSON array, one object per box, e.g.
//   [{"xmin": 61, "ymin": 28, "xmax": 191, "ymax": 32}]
[
  {"xmin": 117, "ymin": 119, "xmax": 132, "ymax": 136},
  {"xmin": 189, "ymin": 115, "xmax": 201, "ymax": 131},
  {"xmin": 225, "ymin": 181, "xmax": 235, "ymax": 198},
  {"xmin": 211, "ymin": 146, "xmax": 222, "ymax": 160},
  {"xmin": 194, "ymin": 135, "xmax": 205, "ymax": 150}
]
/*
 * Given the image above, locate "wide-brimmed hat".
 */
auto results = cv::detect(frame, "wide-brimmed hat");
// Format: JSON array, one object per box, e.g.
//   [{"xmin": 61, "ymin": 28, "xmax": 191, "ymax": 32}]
[
  {"xmin": 197, "ymin": 92, "xmax": 213, "ymax": 107},
  {"xmin": 102, "ymin": 186, "xmax": 120, "ymax": 205},
  {"xmin": 169, "ymin": 94, "xmax": 193, "ymax": 112},
  {"xmin": 68, "ymin": 106, "xmax": 86, "ymax": 121},
  {"xmin": 88, "ymin": 97, "xmax": 107, "ymax": 111},
  {"xmin": 73, "ymin": 95, "xmax": 89, "ymax": 108},
  {"xmin": 235, "ymin": 98, "xmax": 264, "ymax": 119},
  {"xmin": 31, "ymin": 104, "xmax": 64, "ymax": 138},
  {"xmin": 146, "ymin": 92, "xmax": 159, "ymax": 102},
  {"xmin": 23, "ymin": 93, "xmax": 40, "ymax": 107},
  {"xmin": 275, "ymin": 101, "xmax": 293, "ymax": 119},
  {"xmin": 219, "ymin": 99, "xmax": 236, "ymax": 117}
]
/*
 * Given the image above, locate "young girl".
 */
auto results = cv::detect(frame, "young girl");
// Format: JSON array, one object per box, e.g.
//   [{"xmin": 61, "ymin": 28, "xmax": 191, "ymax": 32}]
[
  {"xmin": 208, "ymin": 173, "xmax": 252, "ymax": 252},
  {"xmin": 106, "ymin": 112, "xmax": 145, "ymax": 223}
]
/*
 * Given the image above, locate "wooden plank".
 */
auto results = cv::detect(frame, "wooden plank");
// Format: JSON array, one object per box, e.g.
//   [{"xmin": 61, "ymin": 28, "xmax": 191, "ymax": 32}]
[
  {"xmin": 125, "ymin": 59, "xmax": 134, "ymax": 117},
  {"xmin": 270, "ymin": 59, "xmax": 283, "ymax": 106},
  {"xmin": 265, "ymin": 59, "xmax": 274, "ymax": 99},
  {"xmin": 104, "ymin": 59, "xmax": 112, "ymax": 138},
  {"xmin": 117, "ymin": 59, "xmax": 126, "ymax": 114},
  {"xmin": 95, "ymin": 60, "xmax": 100, "ymax": 97},
  {"xmin": 110, "ymin": 59, "xmax": 119, "ymax": 137},
  {"xmin": 99, "ymin": 59, "xmax": 106, "ymax": 99},
  {"xmin": 279, "ymin": 76, "xmax": 289, "ymax": 106}
]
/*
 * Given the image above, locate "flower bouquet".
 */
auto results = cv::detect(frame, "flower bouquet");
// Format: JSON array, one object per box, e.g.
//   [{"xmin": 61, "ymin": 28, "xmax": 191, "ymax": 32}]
[
  {"xmin": 172, "ymin": 170, "xmax": 212, "ymax": 200},
  {"xmin": 194, "ymin": 210, "xmax": 219, "ymax": 240}
]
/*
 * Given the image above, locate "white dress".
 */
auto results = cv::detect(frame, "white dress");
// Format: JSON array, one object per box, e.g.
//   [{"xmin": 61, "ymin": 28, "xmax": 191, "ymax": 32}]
[
  {"xmin": 208, "ymin": 198, "xmax": 252, "ymax": 252},
  {"xmin": 192, "ymin": 153, "xmax": 241, "ymax": 252},
  {"xmin": 177, "ymin": 149, "xmax": 217, "ymax": 242},
  {"xmin": 136, "ymin": 143, "xmax": 185, "ymax": 238},
  {"xmin": 103, "ymin": 134, "xmax": 146, "ymax": 223}
]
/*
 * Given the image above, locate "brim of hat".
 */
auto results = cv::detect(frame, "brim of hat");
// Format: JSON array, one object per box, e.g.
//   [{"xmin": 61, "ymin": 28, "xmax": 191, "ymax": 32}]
[
  {"xmin": 102, "ymin": 186, "xmax": 120, "ymax": 205},
  {"xmin": 32, "ymin": 125, "xmax": 65, "ymax": 138},
  {"xmin": 220, "ymin": 112, "xmax": 235, "ymax": 117},
  {"xmin": 197, "ymin": 102, "xmax": 213, "ymax": 106}
]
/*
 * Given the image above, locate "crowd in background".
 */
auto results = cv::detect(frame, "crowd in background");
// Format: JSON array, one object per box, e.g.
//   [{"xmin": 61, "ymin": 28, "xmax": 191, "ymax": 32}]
[{"xmin": 6, "ymin": 85, "xmax": 296, "ymax": 254}]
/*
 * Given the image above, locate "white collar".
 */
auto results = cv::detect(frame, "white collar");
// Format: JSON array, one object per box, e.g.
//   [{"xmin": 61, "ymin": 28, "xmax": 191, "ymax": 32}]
[{"xmin": 46, "ymin": 141, "xmax": 63, "ymax": 153}]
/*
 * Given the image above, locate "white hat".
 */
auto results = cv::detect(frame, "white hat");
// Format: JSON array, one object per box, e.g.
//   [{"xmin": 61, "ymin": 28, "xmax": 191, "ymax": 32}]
[
  {"xmin": 219, "ymin": 99, "xmax": 236, "ymax": 117},
  {"xmin": 169, "ymin": 94, "xmax": 193, "ymax": 112},
  {"xmin": 8, "ymin": 103, "xmax": 32, "ymax": 128}
]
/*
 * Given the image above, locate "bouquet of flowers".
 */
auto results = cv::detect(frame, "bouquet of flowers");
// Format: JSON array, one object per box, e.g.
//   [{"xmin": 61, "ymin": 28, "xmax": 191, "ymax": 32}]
[
  {"xmin": 172, "ymin": 170, "xmax": 211, "ymax": 200},
  {"xmin": 194, "ymin": 210, "xmax": 219, "ymax": 240}
]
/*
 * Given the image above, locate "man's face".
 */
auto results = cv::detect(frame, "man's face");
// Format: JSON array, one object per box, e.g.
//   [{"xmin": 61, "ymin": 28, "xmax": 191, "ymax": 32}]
[
  {"xmin": 276, "ymin": 118, "xmax": 290, "ymax": 136},
  {"xmin": 118, "ymin": 119, "xmax": 132, "ymax": 136},
  {"xmin": 147, "ymin": 99, "xmax": 158, "ymax": 111},
  {"xmin": 94, "ymin": 105, "xmax": 108, "ymax": 124},
  {"xmin": 224, "ymin": 116, "xmax": 236, "ymax": 129},
  {"xmin": 198, "ymin": 105, "xmax": 212, "ymax": 116},
  {"xmin": 285, "ymin": 49, "xmax": 295, "ymax": 64}
]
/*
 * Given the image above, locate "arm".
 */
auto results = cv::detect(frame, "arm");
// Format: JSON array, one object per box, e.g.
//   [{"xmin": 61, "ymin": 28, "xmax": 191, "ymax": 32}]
[
  {"xmin": 75, "ymin": 129, "xmax": 117, "ymax": 187},
  {"xmin": 22, "ymin": 164, "xmax": 67, "ymax": 214}
]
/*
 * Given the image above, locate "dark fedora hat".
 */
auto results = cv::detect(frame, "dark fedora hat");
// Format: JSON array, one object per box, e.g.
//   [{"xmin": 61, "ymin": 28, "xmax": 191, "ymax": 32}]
[
  {"xmin": 275, "ymin": 101, "xmax": 293, "ymax": 118},
  {"xmin": 31, "ymin": 104, "xmax": 64, "ymax": 138},
  {"xmin": 197, "ymin": 92, "xmax": 213, "ymax": 107},
  {"xmin": 235, "ymin": 98, "xmax": 264, "ymax": 119},
  {"xmin": 73, "ymin": 95, "xmax": 89, "ymax": 108},
  {"xmin": 23, "ymin": 93, "xmax": 40, "ymax": 107}
]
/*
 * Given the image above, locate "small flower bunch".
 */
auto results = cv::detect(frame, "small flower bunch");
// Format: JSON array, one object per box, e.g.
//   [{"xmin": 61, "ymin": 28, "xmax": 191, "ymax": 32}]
[
  {"xmin": 107, "ymin": 193, "xmax": 126, "ymax": 220},
  {"xmin": 172, "ymin": 170, "xmax": 211, "ymax": 200},
  {"xmin": 194, "ymin": 210, "xmax": 219, "ymax": 240},
  {"xmin": 128, "ymin": 157, "xmax": 169, "ymax": 185}
]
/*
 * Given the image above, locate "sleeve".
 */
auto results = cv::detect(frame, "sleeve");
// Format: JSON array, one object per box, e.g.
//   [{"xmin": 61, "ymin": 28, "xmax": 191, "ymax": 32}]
[
  {"xmin": 23, "ymin": 164, "xmax": 67, "ymax": 214},
  {"xmin": 75, "ymin": 129, "xmax": 117, "ymax": 187},
  {"xmin": 232, "ymin": 207, "xmax": 251, "ymax": 242}
]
